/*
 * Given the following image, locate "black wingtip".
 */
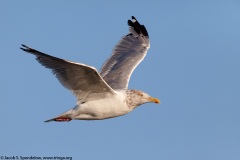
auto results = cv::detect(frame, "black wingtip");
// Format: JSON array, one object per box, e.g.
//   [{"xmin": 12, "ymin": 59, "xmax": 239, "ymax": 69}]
[
  {"xmin": 127, "ymin": 16, "xmax": 149, "ymax": 37},
  {"xmin": 21, "ymin": 44, "xmax": 27, "ymax": 47},
  {"xmin": 20, "ymin": 44, "xmax": 40, "ymax": 54},
  {"xmin": 20, "ymin": 44, "xmax": 30, "ymax": 51}
]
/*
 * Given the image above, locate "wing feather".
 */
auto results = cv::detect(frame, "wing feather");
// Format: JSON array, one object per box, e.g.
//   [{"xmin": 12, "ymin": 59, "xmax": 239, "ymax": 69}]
[
  {"xmin": 21, "ymin": 45, "xmax": 115, "ymax": 101},
  {"xmin": 100, "ymin": 16, "xmax": 150, "ymax": 90}
]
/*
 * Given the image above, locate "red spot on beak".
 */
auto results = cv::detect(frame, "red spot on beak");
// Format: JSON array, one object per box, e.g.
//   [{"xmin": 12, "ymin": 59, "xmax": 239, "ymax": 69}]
[{"xmin": 148, "ymin": 97, "xmax": 160, "ymax": 104}]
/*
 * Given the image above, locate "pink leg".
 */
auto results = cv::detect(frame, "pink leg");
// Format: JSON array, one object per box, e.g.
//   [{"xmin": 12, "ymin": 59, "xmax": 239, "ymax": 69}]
[{"xmin": 54, "ymin": 117, "xmax": 72, "ymax": 122}]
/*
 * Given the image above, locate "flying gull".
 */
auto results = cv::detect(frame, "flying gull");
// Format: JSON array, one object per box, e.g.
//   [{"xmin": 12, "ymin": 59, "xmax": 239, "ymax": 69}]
[{"xmin": 21, "ymin": 16, "xmax": 160, "ymax": 122}]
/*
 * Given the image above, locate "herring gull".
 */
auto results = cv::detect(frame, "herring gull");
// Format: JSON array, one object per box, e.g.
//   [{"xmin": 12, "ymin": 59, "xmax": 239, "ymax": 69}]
[{"xmin": 21, "ymin": 16, "xmax": 160, "ymax": 122}]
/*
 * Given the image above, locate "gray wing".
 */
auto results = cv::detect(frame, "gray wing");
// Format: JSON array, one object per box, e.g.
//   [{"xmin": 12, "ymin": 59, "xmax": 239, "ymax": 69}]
[
  {"xmin": 21, "ymin": 45, "xmax": 115, "ymax": 101},
  {"xmin": 100, "ymin": 16, "xmax": 150, "ymax": 90}
]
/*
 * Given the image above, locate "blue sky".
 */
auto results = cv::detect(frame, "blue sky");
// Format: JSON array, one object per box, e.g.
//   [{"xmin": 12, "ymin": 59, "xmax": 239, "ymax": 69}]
[{"xmin": 1, "ymin": 0, "xmax": 240, "ymax": 159}]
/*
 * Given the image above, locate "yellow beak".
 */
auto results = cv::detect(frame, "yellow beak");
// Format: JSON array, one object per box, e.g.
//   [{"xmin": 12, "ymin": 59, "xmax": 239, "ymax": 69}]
[{"xmin": 148, "ymin": 97, "xmax": 160, "ymax": 104}]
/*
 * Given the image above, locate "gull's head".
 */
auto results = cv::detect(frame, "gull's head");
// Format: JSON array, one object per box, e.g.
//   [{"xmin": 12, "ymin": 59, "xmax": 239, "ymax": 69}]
[{"xmin": 127, "ymin": 90, "xmax": 160, "ymax": 109}]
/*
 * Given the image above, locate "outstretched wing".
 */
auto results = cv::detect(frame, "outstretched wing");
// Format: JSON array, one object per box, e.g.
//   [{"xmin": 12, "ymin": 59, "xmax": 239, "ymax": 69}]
[
  {"xmin": 100, "ymin": 16, "xmax": 150, "ymax": 90},
  {"xmin": 21, "ymin": 45, "xmax": 115, "ymax": 101}
]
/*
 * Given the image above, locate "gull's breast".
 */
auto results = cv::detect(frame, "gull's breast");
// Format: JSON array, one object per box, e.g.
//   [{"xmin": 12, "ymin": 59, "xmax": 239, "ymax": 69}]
[{"xmin": 74, "ymin": 91, "xmax": 131, "ymax": 120}]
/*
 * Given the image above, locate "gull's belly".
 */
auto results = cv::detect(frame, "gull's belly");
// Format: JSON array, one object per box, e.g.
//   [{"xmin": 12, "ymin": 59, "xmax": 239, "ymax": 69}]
[{"xmin": 75, "ymin": 95, "xmax": 130, "ymax": 120}]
